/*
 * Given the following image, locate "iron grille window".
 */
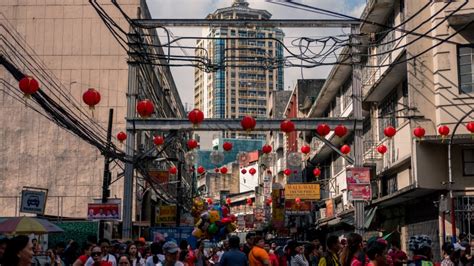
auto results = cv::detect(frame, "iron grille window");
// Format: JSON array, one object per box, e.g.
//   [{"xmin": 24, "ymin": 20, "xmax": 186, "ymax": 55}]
[
  {"xmin": 341, "ymin": 79, "xmax": 352, "ymax": 110},
  {"xmin": 455, "ymin": 196, "xmax": 474, "ymax": 241},
  {"xmin": 462, "ymin": 149, "xmax": 474, "ymax": 176},
  {"xmin": 379, "ymin": 90, "xmax": 398, "ymax": 140},
  {"xmin": 382, "ymin": 174, "xmax": 397, "ymax": 196},
  {"xmin": 333, "ymin": 154, "xmax": 344, "ymax": 175},
  {"xmin": 458, "ymin": 45, "xmax": 474, "ymax": 94}
]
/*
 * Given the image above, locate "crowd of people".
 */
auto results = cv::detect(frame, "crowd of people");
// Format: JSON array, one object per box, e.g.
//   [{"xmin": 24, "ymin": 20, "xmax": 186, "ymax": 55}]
[{"xmin": 0, "ymin": 232, "xmax": 471, "ymax": 266}]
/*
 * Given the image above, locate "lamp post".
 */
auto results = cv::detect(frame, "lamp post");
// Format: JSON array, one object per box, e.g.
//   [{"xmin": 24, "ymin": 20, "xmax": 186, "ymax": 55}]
[{"xmin": 447, "ymin": 108, "xmax": 474, "ymax": 243}]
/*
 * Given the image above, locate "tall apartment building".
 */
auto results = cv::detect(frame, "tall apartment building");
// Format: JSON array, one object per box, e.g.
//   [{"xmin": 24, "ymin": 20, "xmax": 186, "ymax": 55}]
[
  {"xmin": 194, "ymin": 0, "xmax": 284, "ymax": 138},
  {"xmin": 0, "ymin": 0, "xmax": 183, "ymax": 222},
  {"xmin": 304, "ymin": 0, "xmax": 474, "ymax": 255}
]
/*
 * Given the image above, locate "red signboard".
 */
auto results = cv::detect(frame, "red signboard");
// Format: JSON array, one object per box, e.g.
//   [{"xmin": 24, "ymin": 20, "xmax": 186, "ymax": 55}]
[
  {"xmin": 346, "ymin": 167, "xmax": 370, "ymax": 184},
  {"xmin": 148, "ymin": 170, "xmax": 169, "ymax": 189},
  {"xmin": 87, "ymin": 203, "xmax": 120, "ymax": 221},
  {"xmin": 348, "ymin": 184, "xmax": 371, "ymax": 201},
  {"xmin": 284, "ymin": 200, "xmax": 311, "ymax": 215}
]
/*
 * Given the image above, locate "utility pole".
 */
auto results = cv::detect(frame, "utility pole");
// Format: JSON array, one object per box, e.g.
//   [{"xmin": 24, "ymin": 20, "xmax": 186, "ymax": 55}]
[
  {"xmin": 351, "ymin": 25, "xmax": 365, "ymax": 235},
  {"xmin": 99, "ymin": 108, "xmax": 114, "ymax": 239},
  {"xmin": 176, "ymin": 160, "xmax": 182, "ymax": 227}
]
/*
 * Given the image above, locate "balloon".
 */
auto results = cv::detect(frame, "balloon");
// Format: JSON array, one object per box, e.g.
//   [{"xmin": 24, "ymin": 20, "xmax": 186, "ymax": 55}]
[
  {"xmin": 226, "ymin": 223, "xmax": 237, "ymax": 233},
  {"xmin": 192, "ymin": 228, "xmax": 203, "ymax": 238},
  {"xmin": 221, "ymin": 206, "xmax": 230, "ymax": 217},
  {"xmin": 209, "ymin": 210, "xmax": 220, "ymax": 223},
  {"xmin": 221, "ymin": 217, "xmax": 232, "ymax": 224},
  {"xmin": 200, "ymin": 212, "xmax": 210, "ymax": 221},
  {"xmin": 195, "ymin": 219, "xmax": 203, "ymax": 228},
  {"xmin": 208, "ymin": 223, "xmax": 219, "ymax": 234},
  {"xmin": 229, "ymin": 214, "xmax": 237, "ymax": 222}
]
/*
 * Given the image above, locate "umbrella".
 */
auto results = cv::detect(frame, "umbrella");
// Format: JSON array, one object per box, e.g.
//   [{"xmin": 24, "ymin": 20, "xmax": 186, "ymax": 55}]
[{"xmin": 0, "ymin": 217, "xmax": 64, "ymax": 234}]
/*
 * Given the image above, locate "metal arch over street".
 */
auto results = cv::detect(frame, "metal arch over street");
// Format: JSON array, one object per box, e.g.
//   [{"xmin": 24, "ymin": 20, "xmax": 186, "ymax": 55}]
[
  {"xmin": 131, "ymin": 19, "xmax": 360, "ymax": 28},
  {"xmin": 126, "ymin": 118, "xmax": 363, "ymax": 131}
]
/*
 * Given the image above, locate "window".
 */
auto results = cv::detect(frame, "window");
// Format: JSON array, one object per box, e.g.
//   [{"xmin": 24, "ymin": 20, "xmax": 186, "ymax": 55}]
[
  {"xmin": 379, "ymin": 90, "xmax": 398, "ymax": 140},
  {"xmin": 462, "ymin": 149, "xmax": 474, "ymax": 176},
  {"xmin": 458, "ymin": 45, "xmax": 474, "ymax": 94},
  {"xmin": 382, "ymin": 174, "xmax": 397, "ymax": 196}
]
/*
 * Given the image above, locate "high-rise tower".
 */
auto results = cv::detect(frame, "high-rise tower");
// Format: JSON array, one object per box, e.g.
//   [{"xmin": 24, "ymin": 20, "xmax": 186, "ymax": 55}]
[{"xmin": 194, "ymin": 0, "xmax": 284, "ymax": 138}]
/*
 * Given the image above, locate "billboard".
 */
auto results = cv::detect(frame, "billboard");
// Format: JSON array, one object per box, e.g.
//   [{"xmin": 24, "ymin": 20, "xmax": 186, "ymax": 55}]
[
  {"xmin": 285, "ymin": 183, "xmax": 320, "ymax": 200},
  {"xmin": 87, "ymin": 203, "xmax": 120, "ymax": 220},
  {"xmin": 150, "ymin": 226, "xmax": 194, "ymax": 243},
  {"xmin": 20, "ymin": 188, "xmax": 47, "ymax": 215},
  {"xmin": 346, "ymin": 167, "xmax": 370, "ymax": 184},
  {"xmin": 348, "ymin": 184, "xmax": 372, "ymax": 201},
  {"xmin": 155, "ymin": 205, "xmax": 177, "ymax": 225}
]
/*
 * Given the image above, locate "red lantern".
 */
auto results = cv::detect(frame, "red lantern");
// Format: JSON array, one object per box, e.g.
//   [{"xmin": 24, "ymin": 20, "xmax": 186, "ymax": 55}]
[
  {"xmin": 334, "ymin": 125, "xmax": 348, "ymax": 138},
  {"xmin": 301, "ymin": 145, "xmax": 311, "ymax": 155},
  {"xmin": 340, "ymin": 144, "xmax": 351, "ymax": 154},
  {"xmin": 466, "ymin": 122, "xmax": 474, "ymax": 134},
  {"xmin": 220, "ymin": 167, "xmax": 228, "ymax": 174},
  {"xmin": 377, "ymin": 144, "xmax": 387, "ymax": 155},
  {"xmin": 284, "ymin": 169, "xmax": 292, "ymax": 176},
  {"xmin": 197, "ymin": 166, "xmax": 205, "ymax": 174},
  {"xmin": 117, "ymin": 131, "xmax": 127, "ymax": 143},
  {"xmin": 187, "ymin": 139, "xmax": 198, "ymax": 150},
  {"xmin": 241, "ymin": 169, "xmax": 247, "ymax": 174},
  {"xmin": 295, "ymin": 198, "xmax": 301, "ymax": 205},
  {"xmin": 241, "ymin": 116, "xmax": 256, "ymax": 131},
  {"xmin": 246, "ymin": 198, "xmax": 253, "ymax": 206},
  {"xmin": 265, "ymin": 198, "xmax": 272, "ymax": 206},
  {"xmin": 226, "ymin": 198, "xmax": 231, "ymax": 205},
  {"xmin": 153, "ymin": 135, "xmax": 164, "ymax": 146},
  {"xmin": 223, "ymin": 142, "xmax": 233, "ymax": 151},
  {"xmin": 413, "ymin": 126, "xmax": 426, "ymax": 139},
  {"xmin": 384, "ymin": 126, "xmax": 397, "ymax": 138},
  {"xmin": 313, "ymin": 168, "xmax": 321, "ymax": 177},
  {"xmin": 249, "ymin": 168, "xmax": 256, "ymax": 176},
  {"xmin": 18, "ymin": 76, "xmax": 39, "ymax": 96},
  {"xmin": 169, "ymin": 166, "xmax": 177, "ymax": 175},
  {"xmin": 188, "ymin": 108, "xmax": 204, "ymax": 126},
  {"xmin": 280, "ymin": 120, "xmax": 295, "ymax": 134},
  {"xmin": 438, "ymin": 125, "xmax": 450, "ymax": 138},
  {"xmin": 316, "ymin": 124, "xmax": 331, "ymax": 136},
  {"xmin": 206, "ymin": 198, "xmax": 213, "ymax": 205},
  {"xmin": 136, "ymin": 99, "xmax": 154, "ymax": 117},
  {"xmin": 214, "ymin": 168, "xmax": 220, "ymax": 173},
  {"xmin": 262, "ymin": 144, "xmax": 272, "ymax": 154},
  {"xmin": 82, "ymin": 88, "xmax": 101, "ymax": 109}
]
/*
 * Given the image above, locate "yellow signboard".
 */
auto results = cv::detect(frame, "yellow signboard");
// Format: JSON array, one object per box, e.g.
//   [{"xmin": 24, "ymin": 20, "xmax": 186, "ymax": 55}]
[
  {"xmin": 285, "ymin": 183, "xmax": 320, "ymax": 200},
  {"xmin": 155, "ymin": 205, "xmax": 176, "ymax": 224}
]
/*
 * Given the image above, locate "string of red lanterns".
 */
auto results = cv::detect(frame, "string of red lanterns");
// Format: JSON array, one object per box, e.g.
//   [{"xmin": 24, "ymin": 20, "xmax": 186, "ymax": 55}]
[
  {"xmin": 316, "ymin": 123, "xmax": 331, "ymax": 137},
  {"xmin": 188, "ymin": 109, "xmax": 204, "ymax": 127},
  {"xmin": 300, "ymin": 145, "xmax": 311, "ymax": 155},
  {"xmin": 249, "ymin": 168, "xmax": 256, "ymax": 176},
  {"xmin": 187, "ymin": 139, "xmax": 198, "ymax": 150},
  {"xmin": 340, "ymin": 144, "xmax": 351, "ymax": 154},
  {"xmin": 384, "ymin": 126, "xmax": 397, "ymax": 138},
  {"xmin": 223, "ymin": 142, "xmax": 233, "ymax": 151},
  {"xmin": 153, "ymin": 135, "xmax": 164, "ymax": 146},
  {"xmin": 334, "ymin": 125, "xmax": 348, "ymax": 138},
  {"xmin": 377, "ymin": 144, "xmax": 387, "ymax": 155},
  {"xmin": 262, "ymin": 144, "xmax": 272, "ymax": 154}
]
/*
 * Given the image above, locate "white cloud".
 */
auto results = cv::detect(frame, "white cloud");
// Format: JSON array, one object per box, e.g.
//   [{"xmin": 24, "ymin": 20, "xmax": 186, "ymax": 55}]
[{"xmin": 146, "ymin": 0, "xmax": 365, "ymax": 107}]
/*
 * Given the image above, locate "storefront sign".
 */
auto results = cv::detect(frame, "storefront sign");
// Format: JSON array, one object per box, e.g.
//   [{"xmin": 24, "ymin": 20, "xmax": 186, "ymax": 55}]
[
  {"xmin": 20, "ymin": 188, "xmax": 47, "ymax": 215},
  {"xmin": 148, "ymin": 170, "xmax": 169, "ymax": 186},
  {"xmin": 285, "ymin": 184, "xmax": 320, "ymax": 200},
  {"xmin": 155, "ymin": 205, "xmax": 177, "ymax": 225},
  {"xmin": 284, "ymin": 200, "xmax": 312, "ymax": 215}
]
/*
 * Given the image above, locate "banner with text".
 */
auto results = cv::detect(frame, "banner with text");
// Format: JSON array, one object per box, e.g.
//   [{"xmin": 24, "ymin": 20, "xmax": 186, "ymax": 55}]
[
  {"xmin": 285, "ymin": 183, "xmax": 320, "ymax": 200},
  {"xmin": 155, "ymin": 205, "xmax": 177, "ymax": 225}
]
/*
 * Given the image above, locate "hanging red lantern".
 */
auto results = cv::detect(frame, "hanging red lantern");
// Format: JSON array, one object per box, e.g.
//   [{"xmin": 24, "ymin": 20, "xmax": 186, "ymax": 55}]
[
  {"xmin": 377, "ymin": 144, "xmax": 387, "ymax": 155},
  {"xmin": 226, "ymin": 198, "xmax": 231, "ymax": 205},
  {"xmin": 206, "ymin": 198, "xmax": 213, "ymax": 205},
  {"xmin": 316, "ymin": 124, "xmax": 331, "ymax": 136},
  {"xmin": 340, "ymin": 144, "xmax": 351, "ymax": 154},
  {"xmin": 241, "ymin": 169, "xmax": 247, "ymax": 174},
  {"xmin": 262, "ymin": 144, "xmax": 272, "ymax": 154},
  {"xmin": 153, "ymin": 135, "xmax": 164, "ymax": 146},
  {"xmin": 214, "ymin": 168, "xmax": 220, "ymax": 173},
  {"xmin": 265, "ymin": 198, "xmax": 272, "ymax": 206},
  {"xmin": 301, "ymin": 145, "xmax": 311, "ymax": 155},
  {"xmin": 117, "ymin": 131, "xmax": 127, "ymax": 143},
  {"xmin": 169, "ymin": 166, "xmax": 177, "ymax": 175},
  {"xmin": 466, "ymin": 122, "xmax": 474, "ymax": 134},
  {"xmin": 223, "ymin": 142, "xmax": 233, "ymax": 151},
  {"xmin": 438, "ymin": 125, "xmax": 450, "ymax": 139},
  {"xmin": 249, "ymin": 168, "xmax": 256, "ymax": 176},
  {"xmin": 284, "ymin": 169, "xmax": 292, "ymax": 176},
  {"xmin": 188, "ymin": 108, "xmax": 204, "ymax": 126},
  {"xmin": 82, "ymin": 88, "xmax": 101, "ymax": 109},
  {"xmin": 313, "ymin": 168, "xmax": 321, "ymax": 177},
  {"xmin": 220, "ymin": 167, "xmax": 228, "ymax": 174},
  {"xmin": 241, "ymin": 116, "xmax": 256, "ymax": 131},
  {"xmin": 295, "ymin": 198, "xmax": 301, "ymax": 205},
  {"xmin": 197, "ymin": 166, "xmax": 205, "ymax": 174},
  {"xmin": 18, "ymin": 76, "xmax": 39, "ymax": 96},
  {"xmin": 246, "ymin": 198, "xmax": 253, "ymax": 206},
  {"xmin": 413, "ymin": 126, "xmax": 426, "ymax": 139},
  {"xmin": 280, "ymin": 120, "xmax": 295, "ymax": 134},
  {"xmin": 187, "ymin": 139, "xmax": 198, "ymax": 150},
  {"xmin": 384, "ymin": 126, "xmax": 397, "ymax": 138},
  {"xmin": 136, "ymin": 99, "xmax": 154, "ymax": 117},
  {"xmin": 334, "ymin": 125, "xmax": 348, "ymax": 138}
]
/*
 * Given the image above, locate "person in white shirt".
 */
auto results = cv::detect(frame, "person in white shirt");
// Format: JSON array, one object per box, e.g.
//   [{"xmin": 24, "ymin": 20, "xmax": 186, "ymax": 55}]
[{"xmin": 85, "ymin": 239, "xmax": 117, "ymax": 266}]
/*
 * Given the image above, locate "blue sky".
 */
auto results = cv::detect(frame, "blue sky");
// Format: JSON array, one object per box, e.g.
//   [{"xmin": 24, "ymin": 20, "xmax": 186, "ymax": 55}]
[{"xmin": 146, "ymin": 0, "xmax": 366, "ymax": 108}]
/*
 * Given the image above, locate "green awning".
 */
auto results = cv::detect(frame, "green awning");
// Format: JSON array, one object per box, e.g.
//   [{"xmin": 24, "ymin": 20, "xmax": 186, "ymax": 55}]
[{"xmin": 364, "ymin": 206, "xmax": 378, "ymax": 229}]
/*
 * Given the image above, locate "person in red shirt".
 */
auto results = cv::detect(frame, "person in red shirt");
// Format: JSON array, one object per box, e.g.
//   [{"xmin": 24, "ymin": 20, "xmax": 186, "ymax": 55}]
[
  {"xmin": 91, "ymin": 246, "xmax": 113, "ymax": 266},
  {"xmin": 387, "ymin": 242, "xmax": 407, "ymax": 266},
  {"xmin": 264, "ymin": 243, "xmax": 279, "ymax": 266},
  {"xmin": 73, "ymin": 243, "xmax": 94, "ymax": 266}
]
